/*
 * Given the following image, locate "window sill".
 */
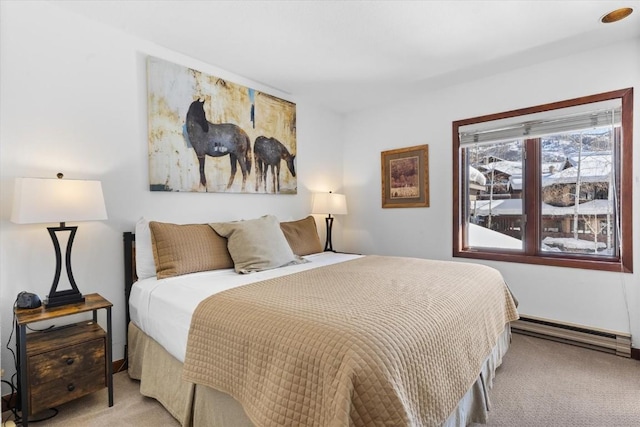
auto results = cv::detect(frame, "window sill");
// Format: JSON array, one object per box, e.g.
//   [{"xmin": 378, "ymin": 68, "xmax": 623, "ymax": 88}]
[{"xmin": 454, "ymin": 249, "xmax": 631, "ymax": 273}]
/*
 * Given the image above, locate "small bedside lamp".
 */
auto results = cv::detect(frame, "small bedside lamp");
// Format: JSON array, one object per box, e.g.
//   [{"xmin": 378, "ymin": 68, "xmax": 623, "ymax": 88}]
[
  {"xmin": 312, "ymin": 191, "xmax": 348, "ymax": 252},
  {"xmin": 11, "ymin": 173, "xmax": 108, "ymax": 307}
]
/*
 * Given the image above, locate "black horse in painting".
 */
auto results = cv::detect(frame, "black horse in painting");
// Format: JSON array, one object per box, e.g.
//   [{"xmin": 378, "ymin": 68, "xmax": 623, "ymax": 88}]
[
  {"xmin": 186, "ymin": 99, "xmax": 252, "ymax": 191},
  {"xmin": 254, "ymin": 136, "xmax": 296, "ymax": 193}
]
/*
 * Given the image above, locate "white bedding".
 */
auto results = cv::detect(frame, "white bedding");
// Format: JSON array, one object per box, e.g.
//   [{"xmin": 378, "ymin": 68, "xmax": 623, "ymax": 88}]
[{"xmin": 129, "ymin": 251, "xmax": 362, "ymax": 362}]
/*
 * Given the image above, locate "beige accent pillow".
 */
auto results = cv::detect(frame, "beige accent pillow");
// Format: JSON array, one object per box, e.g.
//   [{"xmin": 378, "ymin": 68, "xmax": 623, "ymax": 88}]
[
  {"xmin": 280, "ymin": 215, "xmax": 323, "ymax": 256},
  {"xmin": 150, "ymin": 221, "xmax": 233, "ymax": 279},
  {"xmin": 210, "ymin": 215, "xmax": 303, "ymax": 274}
]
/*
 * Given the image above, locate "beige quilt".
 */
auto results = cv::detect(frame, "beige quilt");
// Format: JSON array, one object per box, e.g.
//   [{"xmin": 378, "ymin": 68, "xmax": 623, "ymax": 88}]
[{"xmin": 182, "ymin": 256, "xmax": 519, "ymax": 426}]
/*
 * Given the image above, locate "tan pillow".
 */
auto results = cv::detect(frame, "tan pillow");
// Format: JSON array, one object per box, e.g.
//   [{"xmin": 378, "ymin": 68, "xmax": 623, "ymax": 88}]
[
  {"xmin": 210, "ymin": 215, "xmax": 303, "ymax": 274},
  {"xmin": 280, "ymin": 215, "xmax": 323, "ymax": 256},
  {"xmin": 150, "ymin": 221, "xmax": 233, "ymax": 279}
]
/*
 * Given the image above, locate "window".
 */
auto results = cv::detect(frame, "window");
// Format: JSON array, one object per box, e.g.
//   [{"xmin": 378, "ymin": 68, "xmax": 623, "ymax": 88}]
[{"xmin": 453, "ymin": 88, "xmax": 633, "ymax": 273}]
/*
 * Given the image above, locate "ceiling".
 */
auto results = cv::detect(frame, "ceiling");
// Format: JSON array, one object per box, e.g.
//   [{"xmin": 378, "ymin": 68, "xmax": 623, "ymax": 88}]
[{"xmin": 53, "ymin": 1, "xmax": 640, "ymax": 114}]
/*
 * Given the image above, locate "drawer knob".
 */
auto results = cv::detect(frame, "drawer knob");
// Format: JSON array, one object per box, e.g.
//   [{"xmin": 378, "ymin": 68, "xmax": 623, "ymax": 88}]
[
  {"xmin": 67, "ymin": 383, "xmax": 75, "ymax": 392},
  {"xmin": 66, "ymin": 358, "xmax": 75, "ymax": 365}
]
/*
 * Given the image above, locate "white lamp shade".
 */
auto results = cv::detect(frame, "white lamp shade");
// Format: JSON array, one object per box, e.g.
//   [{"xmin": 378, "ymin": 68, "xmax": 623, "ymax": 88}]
[
  {"xmin": 11, "ymin": 177, "xmax": 108, "ymax": 224},
  {"xmin": 312, "ymin": 192, "xmax": 348, "ymax": 215}
]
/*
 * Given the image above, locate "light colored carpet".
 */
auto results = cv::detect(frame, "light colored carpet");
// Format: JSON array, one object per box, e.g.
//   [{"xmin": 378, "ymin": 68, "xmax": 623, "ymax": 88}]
[
  {"xmin": 2, "ymin": 368, "xmax": 179, "ymax": 427},
  {"xmin": 3, "ymin": 334, "xmax": 639, "ymax": 426},
  {"xmin": 472, "ymin": 333, "xmax": 640, "ymax": 427}
]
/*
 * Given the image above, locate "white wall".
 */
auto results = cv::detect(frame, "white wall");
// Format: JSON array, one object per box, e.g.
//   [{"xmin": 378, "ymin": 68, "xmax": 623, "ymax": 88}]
[
  {"xmin": 0, "ymin": 1, "xmax": 345, "ymax": 388},
  {"xmin": 2, "ymin": 1, "xmax": 638, "ymax": 398},
  {"xmin": 342, "ymin": 38, "xmax": 640, "ymax": 346}
]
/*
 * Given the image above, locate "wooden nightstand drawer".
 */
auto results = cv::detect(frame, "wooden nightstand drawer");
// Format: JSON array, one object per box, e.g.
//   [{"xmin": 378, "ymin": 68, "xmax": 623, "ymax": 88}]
[
  {"xmin": 29, "ymin": 338, "xmax": 105, "ymax": 385},
  {"xmin": 24, "ymin": 322, "xmax": 107, "ymax": 415},
  {"xmin": 29, "ymin": 365, "xmax": 105, "ymax": 414}
]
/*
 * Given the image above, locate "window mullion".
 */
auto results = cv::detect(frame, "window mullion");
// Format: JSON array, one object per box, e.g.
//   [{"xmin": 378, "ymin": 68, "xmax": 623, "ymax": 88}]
[{"xmin": 523, "ymin": 139, "xmax": 540, "ymax": 255}]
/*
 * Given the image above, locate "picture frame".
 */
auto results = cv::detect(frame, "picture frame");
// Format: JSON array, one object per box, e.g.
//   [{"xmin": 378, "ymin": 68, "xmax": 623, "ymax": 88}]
[{"xmin": 381, "ymin": 144, "xmax": 429, "ymax": 208}]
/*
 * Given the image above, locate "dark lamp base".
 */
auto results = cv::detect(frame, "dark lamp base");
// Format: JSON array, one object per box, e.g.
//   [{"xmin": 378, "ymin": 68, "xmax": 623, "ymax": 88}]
[
  {"xmin": 45, "ymin": 224, "xmax": 85, "ymax": 308},
  {"xmin": 45, "ymin": 290, "xmax": 85, "ymax": 308},
  {"xmin": 323, "ymin": 215, "xmax": 335, "ymax": 252}
]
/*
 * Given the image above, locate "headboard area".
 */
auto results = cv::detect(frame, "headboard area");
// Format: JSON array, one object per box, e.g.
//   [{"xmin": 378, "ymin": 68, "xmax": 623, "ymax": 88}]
[
  {"xmin": 123, "ymin": 231, "xmax": 136, "ymax": 327},
  {"xmin": 122, "ymin": 215, "xmax": 324, "ymax": 327}
]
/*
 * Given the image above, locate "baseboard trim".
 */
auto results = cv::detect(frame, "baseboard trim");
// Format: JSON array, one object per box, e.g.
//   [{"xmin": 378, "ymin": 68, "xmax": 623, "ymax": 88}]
[{"xmin": 2, "ymin": 358, "xmax": 125, "ymax": 413}]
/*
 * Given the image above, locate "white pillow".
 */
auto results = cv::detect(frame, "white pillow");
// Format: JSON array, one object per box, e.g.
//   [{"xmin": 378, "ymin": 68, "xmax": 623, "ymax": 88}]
[{"xmin": 135, "ymin": 217, "xmax": 156, "ymax": 280}]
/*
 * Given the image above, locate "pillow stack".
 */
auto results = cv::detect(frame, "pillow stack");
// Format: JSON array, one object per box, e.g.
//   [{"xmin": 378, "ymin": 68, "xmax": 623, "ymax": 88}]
[{"xmin": 135, "ymin": 215, "xmax": 323, "ymax": 278}]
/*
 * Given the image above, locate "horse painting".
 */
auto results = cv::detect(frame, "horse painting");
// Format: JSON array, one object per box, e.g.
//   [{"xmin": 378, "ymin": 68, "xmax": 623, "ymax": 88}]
[
  {"xmin": 185, "ymin": 99, "xmax": 252, "ymax": 191},
  {"xmin": 254, "ymin": 136, "xmax": 296, "ymax": 193}
]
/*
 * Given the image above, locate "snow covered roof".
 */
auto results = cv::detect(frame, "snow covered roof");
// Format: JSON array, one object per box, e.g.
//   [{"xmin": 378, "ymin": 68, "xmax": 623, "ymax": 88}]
[
  {"xmin": 472, "ymin": 198, "xmax": 613, "ymax": 217},
  {"xmin": 508, "ymin": 175, "xmax": 522, "ymax": 191},
  {"xmin": 474, "ymin": 154, "xmax": 610, "ymax": 186},
  {"xmin": 542, "ymin": 154, "xmax": 611, "ymax": 186},
  {"xmin": 472, "ymin": 199, "xmax": 522, "ymax": 216},
  {"xmin": 468, "ymin": 166, "xmax": 486, "ymax": 186},
  {"xmin": 541, "ymin": 160, "xmax": 566, "ymax": 173},
  {"xmin": 540, "ymin": 199, "xmax": 613, "ymax": 216},
  {"xmin": 478, "ymin": 160, "xmax": 522, "ymax": 176},
  {"xmin": 468, "ymin": 223, "xmax": 522, "ymax": 249},
  {"xmin": 542, "ymin": 237, "xmax": 606, "ymax": 252}
]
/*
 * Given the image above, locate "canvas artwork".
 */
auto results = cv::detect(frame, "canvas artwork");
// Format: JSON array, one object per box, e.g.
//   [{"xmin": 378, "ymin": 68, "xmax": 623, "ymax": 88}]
[{"xmin": 147, "ymin": 56, "xmax": 297, "ymax": 193}]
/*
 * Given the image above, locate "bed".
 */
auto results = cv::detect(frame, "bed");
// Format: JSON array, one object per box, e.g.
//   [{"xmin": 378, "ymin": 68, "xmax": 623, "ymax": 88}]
[{"xmin": 124, "ymin": 215, "xmax": 518, "ymax": 427}]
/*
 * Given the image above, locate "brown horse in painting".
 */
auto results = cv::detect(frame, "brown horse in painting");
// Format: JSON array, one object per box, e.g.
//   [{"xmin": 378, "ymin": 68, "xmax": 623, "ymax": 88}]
[
  {"xmin": 186, "ymin": 99, "xmax": 252, "ymax": 191},
  {"xmin": 254, "ymin": 136, "xmax": 296, "ymax": 193}
]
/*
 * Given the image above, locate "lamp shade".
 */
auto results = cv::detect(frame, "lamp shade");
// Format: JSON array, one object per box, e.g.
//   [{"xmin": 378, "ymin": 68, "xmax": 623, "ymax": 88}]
[
  {"xmin": 11, "ymin": 177, "xmax": 108, "ymax": 224},
  {"xmin": 312, "ymin": 192, "xmax": 348, "ymax": 215}
]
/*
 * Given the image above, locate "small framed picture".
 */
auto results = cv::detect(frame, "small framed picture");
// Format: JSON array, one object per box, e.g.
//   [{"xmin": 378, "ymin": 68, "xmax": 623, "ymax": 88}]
[{"xmin": 381, "ymin": 144, "xmax": 429, "ymax": 208}]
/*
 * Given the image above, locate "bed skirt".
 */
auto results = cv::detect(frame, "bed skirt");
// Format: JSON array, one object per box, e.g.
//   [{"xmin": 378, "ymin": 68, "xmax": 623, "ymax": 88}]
[{"xmin": 127, "ymin": 322, "xmax": 511, "ymax": 426}]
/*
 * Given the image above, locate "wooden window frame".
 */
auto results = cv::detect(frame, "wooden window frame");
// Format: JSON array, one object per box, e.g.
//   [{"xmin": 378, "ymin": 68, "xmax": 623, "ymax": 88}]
[{"xmin": 452, "ymin": 88, "xmax": 633, "ymax": 273}]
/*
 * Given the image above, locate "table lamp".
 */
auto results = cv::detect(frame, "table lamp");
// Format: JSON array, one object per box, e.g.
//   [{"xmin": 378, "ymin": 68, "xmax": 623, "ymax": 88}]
[
  {"xmin": 312, "ymin": 191, "xmax": 347, "ymax": 252},
  {"xmin": 11, "ymin": 173, "xmax": 108, "ymax": 307}
]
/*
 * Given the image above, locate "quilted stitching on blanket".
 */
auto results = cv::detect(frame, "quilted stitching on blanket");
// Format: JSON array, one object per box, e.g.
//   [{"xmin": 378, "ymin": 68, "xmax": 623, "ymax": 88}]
[{"xmin": 182, "ymin": 256, "xmax": 519, "ymax": 426}]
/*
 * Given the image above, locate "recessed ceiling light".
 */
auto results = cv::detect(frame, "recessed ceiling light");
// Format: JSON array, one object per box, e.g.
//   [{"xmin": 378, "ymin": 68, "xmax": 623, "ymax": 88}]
[{"xmin": 601, "ymin": 7, "xmax": 633, "ymax": 23}]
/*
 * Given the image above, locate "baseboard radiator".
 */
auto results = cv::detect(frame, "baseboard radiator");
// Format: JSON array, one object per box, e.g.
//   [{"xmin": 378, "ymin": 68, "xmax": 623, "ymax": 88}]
[{"xmin": 511, "ymin": 315, "xmax": 631, "ymax": 358}]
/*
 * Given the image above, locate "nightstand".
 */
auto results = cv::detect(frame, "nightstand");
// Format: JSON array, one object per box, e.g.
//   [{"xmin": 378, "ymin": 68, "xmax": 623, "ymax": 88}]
[{"xmin": 14, "ymin": 293, "xmax": 113, "ymax": 426}]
